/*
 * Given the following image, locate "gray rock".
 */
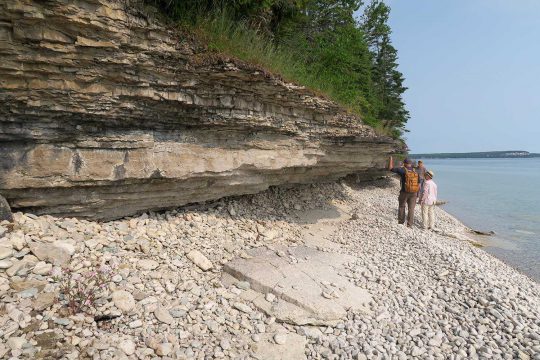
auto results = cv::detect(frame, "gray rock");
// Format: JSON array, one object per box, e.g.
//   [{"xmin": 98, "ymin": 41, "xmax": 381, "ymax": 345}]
[
  {"xmin": 169, "ymin": 308, "xmax": 187, "ymax": 318},
  {"xmin": 19, "ymin": 287, "xmax": 38, "ymax": 298},
  {"xmin": 0, "ymin": 195, "xmax": 13, "ymax": 222},
  {"xmin": 54, "ymin": 318, "xmax": 71, "ymax": 326},
  {"xmin": 129, "ymin": 320, "xmax": 142, "ymax": 328}
]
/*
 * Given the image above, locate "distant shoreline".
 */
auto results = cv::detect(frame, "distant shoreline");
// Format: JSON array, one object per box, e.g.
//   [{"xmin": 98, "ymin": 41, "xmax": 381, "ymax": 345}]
[{"xmin": 410, "ymin": 150, "xmax": 540, "ymax": 159}]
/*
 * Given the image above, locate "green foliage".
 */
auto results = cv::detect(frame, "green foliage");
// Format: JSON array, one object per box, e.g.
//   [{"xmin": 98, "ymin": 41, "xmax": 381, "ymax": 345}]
[
  {"xmin": 361, "ymin": 0, "xmax": 409, "ymax": 136},
  {"xmin": 145, "ymin": 0, "xmax": 409, "ymax": 138}
]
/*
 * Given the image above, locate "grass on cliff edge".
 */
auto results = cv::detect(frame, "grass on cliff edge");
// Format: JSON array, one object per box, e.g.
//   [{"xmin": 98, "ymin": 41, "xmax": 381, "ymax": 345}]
[{"xmin": 184, "ymin": 13, "xmax": 393, "ymax": 137}]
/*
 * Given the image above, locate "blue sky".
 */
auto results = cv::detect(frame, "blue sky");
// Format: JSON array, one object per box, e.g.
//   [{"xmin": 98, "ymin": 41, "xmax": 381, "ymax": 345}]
[{"xmin": 367, "ymin": 1, "xmax": 540, "ymax": 153}]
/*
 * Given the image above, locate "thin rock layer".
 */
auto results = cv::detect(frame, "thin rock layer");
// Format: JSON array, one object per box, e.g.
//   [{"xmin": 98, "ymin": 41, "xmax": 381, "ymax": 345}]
[{"xmin": 0, "ymin": 0, "xmax": 403, "ymax": 220}]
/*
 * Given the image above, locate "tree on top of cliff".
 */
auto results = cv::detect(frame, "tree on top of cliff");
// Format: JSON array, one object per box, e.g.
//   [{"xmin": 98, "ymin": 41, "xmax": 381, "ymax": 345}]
[{"xmin": 361, "ymin": 0, "xmax": 409, "ymax": 136}]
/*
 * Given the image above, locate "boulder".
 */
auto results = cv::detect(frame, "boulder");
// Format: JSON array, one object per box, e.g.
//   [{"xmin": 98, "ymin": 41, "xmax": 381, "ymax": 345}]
[{"xmin": 0, "ymin": 0, "xmax": 403, "ymax": 221}]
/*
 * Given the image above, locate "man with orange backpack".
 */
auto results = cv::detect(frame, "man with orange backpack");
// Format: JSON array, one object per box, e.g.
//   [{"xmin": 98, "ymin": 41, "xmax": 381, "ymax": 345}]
[{"xmin": 388, "ymin": 156, "xmax": 420, "ymax": 227}]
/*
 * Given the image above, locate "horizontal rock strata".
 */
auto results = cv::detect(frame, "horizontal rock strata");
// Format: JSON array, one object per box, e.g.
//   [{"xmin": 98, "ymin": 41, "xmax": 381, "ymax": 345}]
[{"xmin": 0, "ymin": 0, "xmax": 403, "ymax": 220}]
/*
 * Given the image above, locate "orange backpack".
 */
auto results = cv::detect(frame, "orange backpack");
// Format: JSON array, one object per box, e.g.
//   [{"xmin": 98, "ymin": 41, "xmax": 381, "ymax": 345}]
[{"xmin": 404, "ymin": 169, "xmax": 419, "ymax": 193}]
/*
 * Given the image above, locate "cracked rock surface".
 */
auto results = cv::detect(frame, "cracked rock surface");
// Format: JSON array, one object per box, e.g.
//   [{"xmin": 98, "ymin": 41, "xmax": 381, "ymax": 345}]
[{"xmin": 223, "ymin": 246, "xmax": 371, "ymax": 326}]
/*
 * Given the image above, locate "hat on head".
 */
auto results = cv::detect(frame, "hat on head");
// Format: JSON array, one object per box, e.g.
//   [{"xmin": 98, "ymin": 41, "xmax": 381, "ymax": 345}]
[
  {"xmin": 404, "ymin": 158, "xmax": 413, "ymax": 164},
  {"xmin": 426, "ymin": 170, "xmax": 434, "ymax": 178}
]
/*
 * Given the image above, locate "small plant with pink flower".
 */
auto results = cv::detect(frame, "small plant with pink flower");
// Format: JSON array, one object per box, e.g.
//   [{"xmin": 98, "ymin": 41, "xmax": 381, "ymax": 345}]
[{"xmin": 52, "ymin": 262, "xmax": 116, "ymax": 315}]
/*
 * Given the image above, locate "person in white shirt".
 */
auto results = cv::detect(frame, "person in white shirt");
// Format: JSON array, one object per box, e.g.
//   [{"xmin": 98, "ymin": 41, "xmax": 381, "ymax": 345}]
[{"xmin": 420, "ymin": 170, "xmax": 438, "ymax": 230}]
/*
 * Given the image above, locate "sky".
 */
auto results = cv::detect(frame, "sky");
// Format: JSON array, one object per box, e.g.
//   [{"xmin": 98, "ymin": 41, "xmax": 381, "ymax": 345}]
[{"xmin": 369, "ymin": 0, "xmax": 540, "ymax": 153}]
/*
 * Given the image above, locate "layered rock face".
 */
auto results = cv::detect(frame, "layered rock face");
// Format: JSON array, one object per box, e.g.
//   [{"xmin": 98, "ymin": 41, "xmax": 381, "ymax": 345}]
[{"xmin": 0, "ymin": 0, "xmax": 402, "ymax": 220}]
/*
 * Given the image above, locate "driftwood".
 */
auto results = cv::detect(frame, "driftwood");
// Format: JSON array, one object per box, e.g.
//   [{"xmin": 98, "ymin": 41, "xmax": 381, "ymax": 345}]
[{"xmin": 468, "ymin": 229, "xmax": 495, "ymax": 236}]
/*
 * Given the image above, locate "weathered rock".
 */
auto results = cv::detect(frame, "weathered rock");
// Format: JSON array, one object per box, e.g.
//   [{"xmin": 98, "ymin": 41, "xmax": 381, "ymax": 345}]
[
  {"xmin": 0, "ymin": 259, "xmax": 13, "ymax": 269},
  {"xmin": 32, "ymin": 261, "xmax": 53, "ymax": 275},
  {"xmin": 250, "ymin": 333, "xmax": 307, "ymax": 360},
  {"xmin": 273, "ymin": 333, "xmax": 287, "ymax": 345},
  {"xmin": 112, "ymin": 290, "xmax": 136, "ymax": 313},
  {"xmin": 117, "ymin": 340, "xmax": 136, "ymax": 356},
  {"xmin": 0, "ymin": 195, "xmax": 13, "ymax": 222},
  {"xmin": 33, "ymin": 292, "xmax": 57, "ymax": 311},
  {"xmin": 0, "ymin": 246, "xmax": 13, "ymax": 260},
  {"xmin": 224, "ymin": 246, "xmax": 371, "ymax": 325},
  {"xmin": 156, "ymin": 343, "xmax": 172, "ymax": 356},
  {"xmin": 137, "ymin": 259, "xmax": 159, "ymax": 271},
  {"xmin": 11, "ymin": 279, "xmax": 47, "ymax": 292},
  {"xmin": 234, "ymin": 302, "xmax": 253, "ymax": 314},
  {"xmin": 27, "ymin": 242, "xmax": 70, "ymax": 266},
  {"xmin": 187, "ymin": 250, "xmax": 213, "ymax": 271},
  {"xmin": 9, "ymin": 233, "xmax": 26, "ymax": 251},
  {"xmin": 154, "ymin": 306, "xmax": 174, "ymax": 325},
  {"xmin": 7, "ymin": 336, "xmax": 26, "ymax": 350},
  {"xmin": 0, "ymin": 0, "xmax": 402, "ymax": 221}
]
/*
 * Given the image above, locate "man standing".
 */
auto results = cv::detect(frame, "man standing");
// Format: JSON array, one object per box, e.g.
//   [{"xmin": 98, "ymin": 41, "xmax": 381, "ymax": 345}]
[{"xmin": 388, "ymin": 156, "xmax": 420, "ymax": 227}]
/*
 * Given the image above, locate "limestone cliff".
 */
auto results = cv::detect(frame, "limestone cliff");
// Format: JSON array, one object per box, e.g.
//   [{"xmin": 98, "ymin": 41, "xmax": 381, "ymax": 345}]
[{"xmin": 0, "ymin": 0, "xmax": 403, "ymax": 220}]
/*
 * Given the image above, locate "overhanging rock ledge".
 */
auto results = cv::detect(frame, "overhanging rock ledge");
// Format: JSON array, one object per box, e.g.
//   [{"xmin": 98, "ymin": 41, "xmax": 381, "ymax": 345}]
[{"xmin": 0, "ymin": 0, "xmax": 404, "ymax": 220}]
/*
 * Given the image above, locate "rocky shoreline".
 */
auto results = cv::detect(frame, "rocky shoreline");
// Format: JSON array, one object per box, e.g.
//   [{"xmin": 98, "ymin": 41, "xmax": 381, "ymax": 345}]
[{"xmin": 0, "ymin": 178, "xmax": 538, "ymax": 359}]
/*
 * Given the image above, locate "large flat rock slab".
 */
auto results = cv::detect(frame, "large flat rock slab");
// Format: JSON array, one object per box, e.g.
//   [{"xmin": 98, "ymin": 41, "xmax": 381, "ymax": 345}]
[{"xmin": 223, "ymin": 246, "xmax": 371, "ymax": 325}]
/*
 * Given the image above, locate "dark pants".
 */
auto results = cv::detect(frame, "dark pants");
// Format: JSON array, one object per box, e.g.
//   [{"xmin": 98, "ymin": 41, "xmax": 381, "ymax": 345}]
[
  {"xmin": 398, "ymin": 191, "xmax": 417, "ymax": 226},
  {"xmin": 417, "ymin": 179, "xmax": 425, "ymax": 201}
]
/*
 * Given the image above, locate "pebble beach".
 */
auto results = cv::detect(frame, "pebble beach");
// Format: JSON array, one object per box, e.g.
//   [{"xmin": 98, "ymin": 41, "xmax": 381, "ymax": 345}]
[{"xmin": 0, "ymin": 177, "xmax": 538, "ymax": 359}]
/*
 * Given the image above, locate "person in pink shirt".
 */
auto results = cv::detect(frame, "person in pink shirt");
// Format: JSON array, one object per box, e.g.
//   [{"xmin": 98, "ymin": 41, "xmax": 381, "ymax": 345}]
[{"xmin": 420, "ymin": 170, "xmax": 438, "ymax": 230}]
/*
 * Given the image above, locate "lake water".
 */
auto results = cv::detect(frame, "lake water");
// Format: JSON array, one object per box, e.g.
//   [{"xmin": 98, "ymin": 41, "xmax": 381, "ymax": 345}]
[{"xmin": 423, "ymin": 158, "xmax": 540, "ymax": 282}]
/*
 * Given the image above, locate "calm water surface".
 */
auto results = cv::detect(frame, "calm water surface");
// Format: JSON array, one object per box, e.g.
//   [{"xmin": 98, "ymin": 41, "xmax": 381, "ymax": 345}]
[{"xmin": 424, "ymin": 158, "xmax": 540, "ymax": 282}]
